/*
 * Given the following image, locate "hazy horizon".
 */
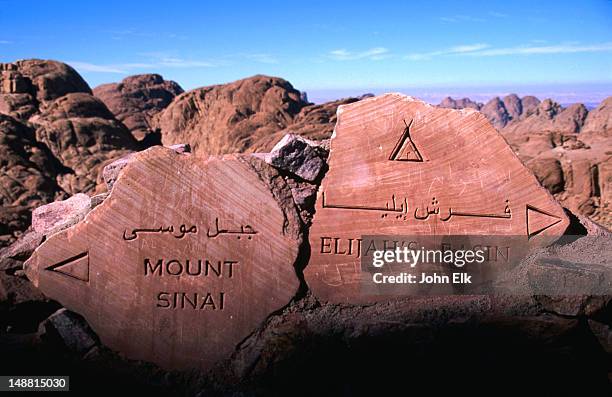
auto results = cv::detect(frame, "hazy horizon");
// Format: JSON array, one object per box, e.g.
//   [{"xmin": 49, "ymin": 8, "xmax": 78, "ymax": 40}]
[{"xmin": 300, "ymin": 82, "xmax": 612, "ymax": 106}]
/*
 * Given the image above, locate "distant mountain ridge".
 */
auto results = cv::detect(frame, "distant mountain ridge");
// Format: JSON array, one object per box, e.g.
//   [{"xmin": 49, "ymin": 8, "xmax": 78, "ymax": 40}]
[{"xmin": 438, "ymin": 93, "xmax": 610, "ymax": 135}]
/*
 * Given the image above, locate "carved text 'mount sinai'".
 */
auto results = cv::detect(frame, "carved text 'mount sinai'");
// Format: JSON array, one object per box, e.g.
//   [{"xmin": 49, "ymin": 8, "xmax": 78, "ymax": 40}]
[
  {"xmin": 23, "ymin": 148, "xmax": 302, "ymax": 369},
  {"xmin": 144, "ymin": 258, "xmax": 239, "ymax": 277}
]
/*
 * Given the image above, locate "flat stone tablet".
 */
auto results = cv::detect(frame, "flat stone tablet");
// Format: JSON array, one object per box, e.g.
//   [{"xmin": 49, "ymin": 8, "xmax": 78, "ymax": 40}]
[
  {"xmin": 306, "ymin": 93, "xmax": 569, "ymax": 303},
  {"xmin": 24, "ymin": 146, "xmax": 302, "ymax": 369}
]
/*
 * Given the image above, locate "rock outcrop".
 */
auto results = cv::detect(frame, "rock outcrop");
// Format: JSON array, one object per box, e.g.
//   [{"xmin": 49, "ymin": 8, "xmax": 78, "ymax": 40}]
[
  {"xmin": 93, "ymin": 74, "xmax": 183, "ymax": 142},
  {"xmin": 0, "ymin": 59, "xmax": 91, "ymax": 110},
  {"xmin": 0, "ymin": 60, "xmax": 138, "ymax": 246},
  {"xmin": 157, "ymin": 75, "xmax": 307, "ymax": 154},
  {"xmin": 501, "ymin": 99, "xmax": 610, "ymax": 227},
  {"xmin": 0, "ymin": 114, "xmax": 65, "ymax": 244},
  {"xmin": 503, "ymin": 99, "xmax": 589, "ymax": 135},
  {"xmin": 246, "ymin": 96, "xmax": 362, "ymax": 152},
  {"xmin": 438, "ymin": 96, "xmax": 482, "ymax": 110},
  {"xmin": 156, "ymin": 75, "xmax": 363, "ymax": 154},
  {"xmin": 440, "ymin": 94, "xmax": 542, "ymax": 130},
  {"xmin": 439, "ymin": 94, "xmax": 611, "ymax": 229},
  {"xmin": 582, "ymin": 96, "xmax": 612, "ymax": 137}
]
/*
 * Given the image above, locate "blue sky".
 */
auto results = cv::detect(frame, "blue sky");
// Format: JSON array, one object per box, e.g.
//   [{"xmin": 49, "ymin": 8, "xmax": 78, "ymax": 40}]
[{"xmin": 1, "ymin": 0, "xmax": 611, "ymax": 104}]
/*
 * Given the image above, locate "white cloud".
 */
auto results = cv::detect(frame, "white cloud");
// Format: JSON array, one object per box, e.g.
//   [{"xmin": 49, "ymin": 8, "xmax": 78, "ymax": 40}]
[
  {"xmin": 406, "ymin": 42, "xmax": 612, "ymax": 61},
  {"xmin": 67, "ymin": 50, "xmax": 281, "ymax": 74},
  {"xmin": 406, "ymin": 43, "xmax": 489, "ymax": 60},
  {"xmin": 68, "ymin": 55, "xmax": 217, "ymax": 74},
  {"xmin": 328, "ymin": 47, "xmax": 390, "ymax": 61},
  {"xmin": 465, "ymin": 42, "xmax": 612, "ymax": 56},
  {"xmin": 67, "ymin": 62, "xmax": 127, "ymax": 74},
  {"xmin": 137, "ymin": 52, "xmax": 219, "ymax": 68},
  {"xmin": 0, "ymin": 40, "xmax": 11, "ymax": 44},
  {"xmin": 451, "ymin": 44, "xmax": 491, "ymax": 53}
]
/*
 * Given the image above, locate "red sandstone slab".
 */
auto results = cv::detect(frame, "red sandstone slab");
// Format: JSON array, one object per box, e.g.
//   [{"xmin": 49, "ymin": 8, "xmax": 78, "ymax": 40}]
[
  {"xmin": 24, "ymin": 146, "xmax": 301, "ymax": 369},
  {"xmin": 306, "ymin": 94, "xmax": 569, "ymax": 303}
]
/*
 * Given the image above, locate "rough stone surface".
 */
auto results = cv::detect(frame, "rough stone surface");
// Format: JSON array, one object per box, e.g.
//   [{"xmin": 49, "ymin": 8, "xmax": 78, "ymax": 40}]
[
  {"xmin": 481, "ymin": 97, "xmax": 510, "ymax": 129},
  {"xmin": 157, "ymin": 75, "xmax": 307, "ymax": 155},
  {"xmin": 0, "ymin": 114, "xmax": 64, "ymax": 244},
  {"xmin": 102, "ymin": 144, "xmax": 191, "ymax": 191},
  {"xmin": 588, "ymin": 319, "xmax": 612, "ymax": 354},
  {"xmin": 439, "ymin": 93, "xmax": 612, "ymax": 229},
  {"xmin": 526, "ymin": 158, "xmax": 565, "ymax": 194},
  {"xmin": 439, "ymin": 94, "xmax": 542, "ymax": 129},
  {"xmin": 246, "ymin": 96, "xmax": 364, "ymax": 152},
  {"xmin": 1, "ymin": 65, "xmax": 611, "ymax": 393},
  {"xmin": 0, "ymin": 60, "xmax": 139, "ymax": 246},
  {"xmin": 0, "ymin": 59, "xmax": 91, "ymax": 106},
  {"xmin": 307, "ymin": 93, "xmax": 569, "ymax": 303},
  {"xmin": 582, "ymin": 96, "xmax": 612, "ymax": 137},
  {"xmin": 156, "ymin": 75, "xmax": 363, "ymax": 155},
  {"xmin": 0, "ymin": 230, "xmax": 44, "ymax": 271},
  {"xmin": 438, "ymin": 96, "xmax": 482, "ymax": 110},
  {"xmin": 37, "ymin": 308, "xmax": 99, "ymax": 355},
  {"xmin": 32, "ymin": 92, "xmax": 138, "ymax": 194},
  {"xmin": 0, "ymin": 270, "xmax": 46, "ymax": 306},
  {"xmin": 24, "ymin": 146, "xmax": 302, "ymax": 370},
  {"xmin": 264, "ymin": 133, "xmax": 328, "ymax": 182},
  {"xmin": 503, "ymin": 100, "xmax": 588, "ymax": 135},
  {"xmin": 94, "ymin": 74, "xmax": 183, "ymax": 141},
  {"xmin": 101, "ymin": 153, "xmax": 137, "ymax": 191},
  {"xmin": 32, "ymin": 193, "xmax": 91, "ymax": 236}
]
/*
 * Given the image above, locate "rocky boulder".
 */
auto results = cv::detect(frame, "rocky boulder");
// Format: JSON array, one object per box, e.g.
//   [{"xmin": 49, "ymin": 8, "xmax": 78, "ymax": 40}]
[
  {"xmin": 156, "ymin": 75, "xmax": 308, "ymax": 155},
  {"xmin": 31, "ymin": 193, "xmax": 92, "ymax": 236},
  {"xmin": 0, "ymin": 60, "xmax": 139, "ymax": 246},
  {"xmin": 94, "ymin": 74, "xmax": 183, "ymax": 142},
  {"xmin": 502, "ymin": 93, "xmax": 523, "ymax": 120},
  {"xmin": 498, "ymin": 97, "xmax": 610, "ymax": 226},
  {"xmin": 0, "ymin": 115, "xmax": 65, "ymax": 244},
  {"xmin": 481, "ymin": 97, "xmax": 509, "ymax": 129},
  {"xmin": 582, "ymin": 96, "xmax": 612, "ymax": 137},
  {"xmin": 246, "ymin": 96, "xmax": 362, "ymax": 152},
  {"xmin": 526, "ymin": 157, "xmax": 565, "ymax": 194},
  {"xmin": 0, "ymin": 59, "xmax": 90, "ymax": 104},
  {"xmin": 504, "ymin": 100, "xmax": 588, "ymax": 135},
  {"xmin": 31, "ymin": 92, "xmax": 138, "ymax": 194},
  {"xmin": 520, "ymin": 95, "xmax": 541, "ymax": 117},
  {"xmin": 263, "ymin": 133, "xmax": 328, "ymax": 182}
]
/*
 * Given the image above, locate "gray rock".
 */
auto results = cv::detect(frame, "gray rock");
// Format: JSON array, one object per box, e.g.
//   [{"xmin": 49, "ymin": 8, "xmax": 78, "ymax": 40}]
[
  {"xmin": 528, "ymin": 257, "xmax": 612, "ymax": 316},
  {"xmin": 588, "ymin": 319, "xmax": 612, "ymax": 353},
  {"xmin": 90, "ymin": 192, "xmax": 109, "ymax": 208},
  {"xmin": 0, "ymin": 271, "xmax": 46, "ymax": 306},
  {"xmin": 167, "ymin": 143, "xmax": 191, "ymax": 154},
  {"xmin": 0, "ymin": 229, "xmax": 43, "ymax": 271},
  {"xmin": 37, "ymin": 308, "xmax": 99, "ymax": 355},
  {"xmin": 264, "ymin": 134, "xmax": 328, "ymax": 182},
  {"xmin": 102, "ymin": 152, "xmax": 136, "ymax": 191},
  {"xmin": 287, "ymin": 180, "xmax": 318, "ymax": 208}
]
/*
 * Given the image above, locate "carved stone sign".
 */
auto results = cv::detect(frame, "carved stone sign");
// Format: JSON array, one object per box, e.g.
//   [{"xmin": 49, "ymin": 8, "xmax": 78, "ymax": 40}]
[
  {"xmin": 24, "ymin": 147, "xmax": 301, "ymax": 369},
  {"xmin": 306, "ymin": 94, "xmax": 569, "ymax": 303}
]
